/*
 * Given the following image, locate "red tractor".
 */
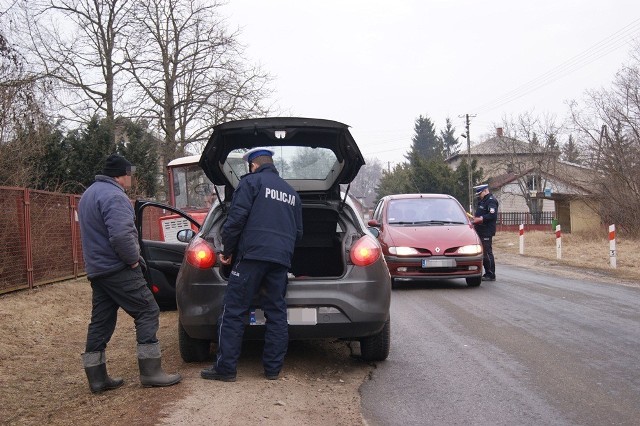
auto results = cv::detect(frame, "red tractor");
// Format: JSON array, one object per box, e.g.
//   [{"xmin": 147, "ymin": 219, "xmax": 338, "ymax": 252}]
[{"xmin": 158, "ymin": 155, "xmax": 215, "ymax": 242}]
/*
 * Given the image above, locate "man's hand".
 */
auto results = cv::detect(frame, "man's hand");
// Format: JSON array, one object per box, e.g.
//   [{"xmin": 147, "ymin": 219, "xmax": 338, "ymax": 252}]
[
  {"xmin": 219, "ymin": 253, "xmax": 232, "ymax": 265},
  {"xmin": 472, "ymin": 216, "xmax": 483, "ymax": 225}
]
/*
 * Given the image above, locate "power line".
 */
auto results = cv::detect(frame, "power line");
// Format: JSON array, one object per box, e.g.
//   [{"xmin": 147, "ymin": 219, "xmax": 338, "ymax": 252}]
[{"xmin": 473, "ymin": 17, "xmax": 640, "ymax": 114}]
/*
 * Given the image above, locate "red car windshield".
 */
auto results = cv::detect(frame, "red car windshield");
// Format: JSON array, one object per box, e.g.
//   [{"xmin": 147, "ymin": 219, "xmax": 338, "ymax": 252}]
[{"xmin": 387, "ymin": 198, "xmax": 468, "ymax": 225}]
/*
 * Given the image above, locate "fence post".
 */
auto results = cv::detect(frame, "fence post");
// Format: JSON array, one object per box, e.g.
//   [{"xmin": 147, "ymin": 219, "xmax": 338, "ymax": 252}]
[
  {"xmin": 555, "ymin": 224, "xmax": 562, "ymax": 259},
  {"xmin": 609, "ymin": 224, "xmax": 616, "ymax": 268},
  {"xmin": 70, "ymin": 195, "xmax": 79, "ymax": 277},
  {"xmin": 23, "ymin": 189, "xmax": 34, "ymax": 289},
  {"xmin": 519, "ymin": 224, "xmax": 524, "ymax": 255}
]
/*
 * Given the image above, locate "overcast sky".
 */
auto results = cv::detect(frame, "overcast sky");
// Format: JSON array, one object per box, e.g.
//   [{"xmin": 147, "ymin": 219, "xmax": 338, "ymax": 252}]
[{"xmin": 221, "ymin": 0, "xmax": 640, "ymax": 166}]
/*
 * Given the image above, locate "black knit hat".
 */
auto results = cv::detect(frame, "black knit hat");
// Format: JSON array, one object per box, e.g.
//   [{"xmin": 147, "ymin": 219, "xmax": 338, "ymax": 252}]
[{"xmin": 103, "ymin": 154, "xmax": 133, "ymax": 177}]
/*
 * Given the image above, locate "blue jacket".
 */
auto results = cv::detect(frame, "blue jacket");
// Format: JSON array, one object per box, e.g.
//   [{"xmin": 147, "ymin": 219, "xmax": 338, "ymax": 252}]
[
  {"xmin": 221, "ymin": 163, "xmax": 303, "ymax": 268},
  {"xmin": 474, "ymin": 192, "xmax": 499, "ymax": 237},
  {"xmin": 78, "ymin": 175, "xmax": 140, "ymax": 278}
]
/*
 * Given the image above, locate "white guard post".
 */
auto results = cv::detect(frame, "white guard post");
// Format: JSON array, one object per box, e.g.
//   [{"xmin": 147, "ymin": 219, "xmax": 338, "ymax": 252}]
[
  {"xmin": 555, "ymin": 224, "xmax": 562, "ymax": 259},
  {"xmin": 519, "ymin": 224, "xmax": 524, "ymax": 255},
  {"xmin": 609, "ymin": 224, "xmax": 617, "ymax": 268}
]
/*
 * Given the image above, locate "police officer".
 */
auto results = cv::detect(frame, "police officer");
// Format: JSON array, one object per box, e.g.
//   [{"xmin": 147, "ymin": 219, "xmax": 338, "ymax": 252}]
[
  {"xmin": 201, "ymin": 147, "xmax": 303, "ymax": 382},
  {"xmin": 471, "ymin": 183, "xmax": 499, "ymax": 281},
  {"xmin": 78, "ymin": 154, "xmax": 181, "ymax": 393}
]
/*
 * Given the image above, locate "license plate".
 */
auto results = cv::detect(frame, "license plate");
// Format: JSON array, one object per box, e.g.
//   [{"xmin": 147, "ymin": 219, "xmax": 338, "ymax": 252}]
[
  {"xmin": 422, "ymin": 259, "xmax": 456, "ymax": 268},
  {"xmin": 287, "ymin": 308, "xmax": 317, "ymax": 325},
  {"xmin": 250, "ymin": 308, "xmax": 317, "ymax": 325}
]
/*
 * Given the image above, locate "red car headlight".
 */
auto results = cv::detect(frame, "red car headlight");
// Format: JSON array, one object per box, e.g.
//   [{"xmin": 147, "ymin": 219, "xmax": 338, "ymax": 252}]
[
  {"xmin": 388, "ymin": 247, "xmax": 420, "ymax": 256},
  {"xmin": 456, "ymin": 244, "xmax": 482, "ymax": 255}
]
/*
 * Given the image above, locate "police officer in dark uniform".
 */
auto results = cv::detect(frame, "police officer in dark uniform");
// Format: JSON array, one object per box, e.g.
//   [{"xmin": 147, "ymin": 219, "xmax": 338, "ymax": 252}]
[
  {"xmin": 201, "ymin": 147, "xmax": 303, "ymax": 382},
  {"xmin": 471, "ymin": 183, "xmax": 499, "ymax": 281}
]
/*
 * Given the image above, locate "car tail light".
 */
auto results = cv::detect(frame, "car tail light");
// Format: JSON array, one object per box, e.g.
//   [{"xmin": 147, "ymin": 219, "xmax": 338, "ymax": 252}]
[
  {"xmin": 186, "ymin": 237, "xmax": 216, "ymax": 269},
  {"xmin": 350, "ymin": 235, "xmax": 381, "ymax": 266}
]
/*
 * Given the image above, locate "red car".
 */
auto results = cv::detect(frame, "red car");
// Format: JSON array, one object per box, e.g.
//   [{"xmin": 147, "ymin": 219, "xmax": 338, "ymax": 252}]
[{"xmin": 368, "ymin": 194, "xmax": 483, "ymax": 287}]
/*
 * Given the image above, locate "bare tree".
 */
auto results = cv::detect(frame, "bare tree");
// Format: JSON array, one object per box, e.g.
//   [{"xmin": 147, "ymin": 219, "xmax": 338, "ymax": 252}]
[
  {"xmin": 16, "ymin": 0, "xmax": 133, "ymax": 145},
  {"xmin": 123, "ymin": 0, "xmax": 273, "ymax": 191},
  {"xmin": 350, "ymin": 157, "xmax": 384, "ymax": 209},
  {"xmin": 0, "ymin": 8, "xmax": 54, "ymax": 188},
  {"xmin": 569, "ymin": 42, "xmax": 640, "ymax": 235},
  {"xmin": 495, "ymin": 111, "xmax": 563, "ymax": 222}
]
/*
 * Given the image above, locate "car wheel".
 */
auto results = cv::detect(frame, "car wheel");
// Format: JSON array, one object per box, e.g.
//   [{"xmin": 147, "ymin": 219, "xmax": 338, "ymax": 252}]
[
  {"xmin": 466, "ymin": 276, "xmax": 482, "ymax": 287},
  {"xmin": 178, "ymin": 321, "xmax": 211, "ymax": 362},
  {"xmin": 360, "ymin": 319, "xmax": 390, "ymax": 361}
]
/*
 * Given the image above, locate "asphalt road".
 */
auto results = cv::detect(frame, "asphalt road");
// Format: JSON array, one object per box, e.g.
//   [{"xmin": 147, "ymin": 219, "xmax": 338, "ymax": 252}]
[{"xmin": 360, "ymin": 265, "xmax": 640, "ymax": 426}]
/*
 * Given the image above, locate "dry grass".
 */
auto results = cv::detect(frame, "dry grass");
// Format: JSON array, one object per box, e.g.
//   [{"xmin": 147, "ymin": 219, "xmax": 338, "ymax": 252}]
[{"xmin": 493, "ymin": 230, "xmax": 640, "ymax": 284}]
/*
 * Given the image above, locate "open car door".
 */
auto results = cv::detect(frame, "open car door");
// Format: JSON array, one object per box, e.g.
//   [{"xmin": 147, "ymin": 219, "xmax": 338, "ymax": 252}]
[{"xmin": 134, "ymin": 200, "xmax": 201, "ymax": 310}]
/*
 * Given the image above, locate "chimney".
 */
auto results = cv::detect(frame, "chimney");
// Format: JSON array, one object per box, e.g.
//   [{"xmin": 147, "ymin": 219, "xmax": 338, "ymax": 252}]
[{"xmin": 496, "ymin": 127, "xmax": 504, "ymax": 137}]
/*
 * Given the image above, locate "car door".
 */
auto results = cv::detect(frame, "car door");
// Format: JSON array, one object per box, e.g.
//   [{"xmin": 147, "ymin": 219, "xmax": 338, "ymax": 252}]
[{"xmin": 134, "ymin": 200, "xmax": 201, "ymax": 310}]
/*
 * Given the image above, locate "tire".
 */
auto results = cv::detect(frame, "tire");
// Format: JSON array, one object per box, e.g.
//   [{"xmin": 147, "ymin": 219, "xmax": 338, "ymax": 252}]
[
  {"xmin": 466, "ymin": 276, "xmax": 482, "ymax": 287},
  {"xmin": 360, "ymin": 319, "xmax": 390, "ymax": 361},
  {"xmin": 178, "ymin": 321, "xmax": 211, "ymax": 362}
]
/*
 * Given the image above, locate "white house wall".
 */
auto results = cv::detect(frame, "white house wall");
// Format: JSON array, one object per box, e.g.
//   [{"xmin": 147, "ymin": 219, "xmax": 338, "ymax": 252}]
[{"xmin": 495, "ymin": 182, "xmax": 555, "ymax": 213}]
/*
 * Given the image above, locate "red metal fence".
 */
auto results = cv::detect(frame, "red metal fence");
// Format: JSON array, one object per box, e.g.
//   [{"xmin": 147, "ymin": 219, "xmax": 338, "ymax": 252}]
[
  {"xmin": 0, "ymin": 187, "xmax": 164, "ymax": 294},
  {"xmin": 1, "ymin": 187, "xmax": 83, "ymax": 294},
  {"xmin": 497, "ymin": 211, "xmax": 555, "ymax": 232}
]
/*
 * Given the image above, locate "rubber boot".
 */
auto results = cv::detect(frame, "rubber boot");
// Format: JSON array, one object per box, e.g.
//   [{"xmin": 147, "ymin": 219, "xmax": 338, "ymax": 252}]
[
  {"xmin": 137, "ymin": 343, "xmax": 182, "ymax": 387},
  {"xmin": 82, "ymin": 351, "xmax": 124, "ymax": 394}
]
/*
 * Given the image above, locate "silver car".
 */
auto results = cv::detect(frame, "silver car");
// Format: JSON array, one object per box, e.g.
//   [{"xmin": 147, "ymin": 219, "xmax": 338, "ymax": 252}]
[{"xmin": 139, "ymin": 118, "xmax": 391, "ymax": 363}]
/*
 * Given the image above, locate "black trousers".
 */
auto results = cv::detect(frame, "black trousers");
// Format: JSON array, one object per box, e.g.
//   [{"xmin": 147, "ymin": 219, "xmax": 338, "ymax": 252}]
[
  {"xmin": 85, "ymin": 266, "xmax": 159, "ymax": 352},
  {"xmin": 480, "ymin": 236, "xmax": 495, "ymax": 278},
  {"xmin": 215, "ymin": 259, "xmax": 289, "ymax": 376}
]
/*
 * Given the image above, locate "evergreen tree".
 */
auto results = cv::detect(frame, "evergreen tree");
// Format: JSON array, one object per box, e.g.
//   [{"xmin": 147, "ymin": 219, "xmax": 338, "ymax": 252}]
[
  {"xmin": 116, "ymin": 118, "xmax": 160, "ymax": 197},
  {"xmin": 35, "ymin": 126, "xmax": 70, "ymax": 192},
  {"xmin": 405, "ymin": 115, "xmax": 442, "ymax": 165},
  {"xmin": 65, "ymin": 116, "xmax": 114, "ymax": 192},
  {"xmin": 440, "ymin": 118, "xmax": 460, "ymax": 159},
  {"xmin": 411, "ymin": 157, "xmax": 453, "ymax": 194},
  {"xmin": 375, "ymin": 163, "xmax": 414, "ymax": 199},
  {"xmin": 561, "ymin": 134, "xmax": 581, "ymax": 164},
  {"xmin": 452, "ymin": 159, "xmax": 484, "ymax": 213}
]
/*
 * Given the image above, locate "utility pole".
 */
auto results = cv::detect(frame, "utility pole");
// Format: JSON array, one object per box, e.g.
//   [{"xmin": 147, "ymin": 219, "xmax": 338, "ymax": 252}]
[
  {"xmin": 465, "ymin": 114, "xmax": 472, "ymax": 213},
  {"xmin": 459, "ymin": 114, "xmax": 476, "ymax": 213}
]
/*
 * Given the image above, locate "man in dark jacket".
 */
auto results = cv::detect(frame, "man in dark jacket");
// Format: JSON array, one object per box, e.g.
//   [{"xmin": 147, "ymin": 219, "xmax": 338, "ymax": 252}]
[
  {"xmin": 78, "ymin": 154, "xmax": 181, "ymax": 393},
  {"xmin": 472, "ymin": 183, "xmax": 499, "ymax": 281},
  {"xmin": 201, "ymin": 147, "xmax": 303, "ymax": 382}
]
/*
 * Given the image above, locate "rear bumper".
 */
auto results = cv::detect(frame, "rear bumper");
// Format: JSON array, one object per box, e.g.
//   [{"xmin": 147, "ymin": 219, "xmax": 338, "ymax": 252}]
[
  {"xmin": 385, "ymin": 254, "xmax": 483, "ymax": 280},
  {"xmin": 177, "ymin": 262, "xmax": 391, "ymax": 341}
]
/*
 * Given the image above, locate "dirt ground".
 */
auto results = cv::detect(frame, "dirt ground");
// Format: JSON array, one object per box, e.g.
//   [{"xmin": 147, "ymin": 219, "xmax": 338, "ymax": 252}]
[
  {"xmin": 0, "ymin": 279, "xmax": 371, "ymax": 426},
  {"xmin": 1, "ymin": 231, "xmax": 637, "ymax": 425}
]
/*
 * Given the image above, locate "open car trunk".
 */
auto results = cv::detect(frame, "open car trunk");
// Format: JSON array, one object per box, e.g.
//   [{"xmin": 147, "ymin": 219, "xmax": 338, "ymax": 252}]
[
  {"xmin": 290, "ymin": 206, "xmax": 345, "ymax": 278},
  {"xmin": 215, "ymin": 204, "xmax": 349, "ymax": 279}
]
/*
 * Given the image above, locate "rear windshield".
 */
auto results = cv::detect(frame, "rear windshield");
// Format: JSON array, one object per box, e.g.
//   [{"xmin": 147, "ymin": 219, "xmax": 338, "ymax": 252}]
[
  {"xmin": 387, "ymin": 198, "xmax": 468, "ymax": 224},
  {"xmin": 227, "ymin": 147, "xmax": 338, "ymax": 181}
]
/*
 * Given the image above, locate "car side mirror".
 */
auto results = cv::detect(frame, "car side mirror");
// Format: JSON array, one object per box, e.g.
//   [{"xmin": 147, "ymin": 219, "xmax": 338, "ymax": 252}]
[
  {"xmin": 367, "ymin": 219, "xmax": 381, "ymax": 228},
  {"xmin": 367, "ymin": 227, "xmax": 380, "ymax": 238},
  {"xmin": 177, "ymin": 229, "xmax": 196, "ymax": 243}
]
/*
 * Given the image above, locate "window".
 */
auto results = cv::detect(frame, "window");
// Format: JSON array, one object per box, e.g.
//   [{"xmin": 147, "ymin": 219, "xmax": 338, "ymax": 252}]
[{"xmin": 526, "ymin": 175, "xmax": 540, "ymax": 191}]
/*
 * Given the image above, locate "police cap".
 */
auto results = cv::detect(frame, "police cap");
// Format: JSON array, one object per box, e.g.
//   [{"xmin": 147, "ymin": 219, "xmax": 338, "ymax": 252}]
[{"xmin": 242, "ymin": 147, "xmax": 275, "ymax": 162}]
